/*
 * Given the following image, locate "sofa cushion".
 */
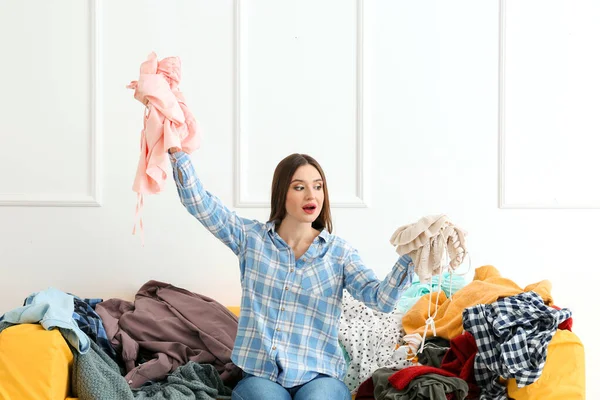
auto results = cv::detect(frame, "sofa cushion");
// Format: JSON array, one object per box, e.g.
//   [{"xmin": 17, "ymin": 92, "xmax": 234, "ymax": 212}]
[
  {"xmin": 227, "ymin": 306, "xmax": 240, "ymax": 316},
  {"xmin": 0, "ymin": 324, "xmax": 73, "ymax": 400},
  {"xmin": 507, "ymin": 329, "xmax": 585, "ymax": 399}
]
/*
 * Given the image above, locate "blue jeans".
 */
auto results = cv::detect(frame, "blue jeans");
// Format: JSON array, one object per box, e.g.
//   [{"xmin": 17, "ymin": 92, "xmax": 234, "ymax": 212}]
[{"xmin": 232, "ymin": 373, "xmax": 351, "ymax": 400}]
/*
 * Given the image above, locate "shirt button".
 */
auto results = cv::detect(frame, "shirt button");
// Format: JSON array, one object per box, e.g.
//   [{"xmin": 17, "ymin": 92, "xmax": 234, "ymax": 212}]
[
  {"xmin": 301, "ymin": 257, "xmax": 306, "ymax": 262},
  {"xmin": 276, "ymin": 328, "xmax": 280, "ymax": 332},
  {"xmin": 290, "ymin": 268, "xmax": 294, "ymax": 273},
  {"xmin": 281, "ymin": 307, "xmax": 285, "ymax": 311},
  {"xmin": 272, "ymin": 346, "xmax": 276, "ymax": 350},
  {"xmin": 284, "ymin": 286, "xmax": 289, "ymax": 290}
]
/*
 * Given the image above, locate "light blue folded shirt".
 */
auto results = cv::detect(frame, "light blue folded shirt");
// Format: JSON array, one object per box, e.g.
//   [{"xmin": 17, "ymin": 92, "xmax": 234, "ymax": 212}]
[{"xmin": 0, "ymin": 287, "xmax": 90, "ymax": 353}]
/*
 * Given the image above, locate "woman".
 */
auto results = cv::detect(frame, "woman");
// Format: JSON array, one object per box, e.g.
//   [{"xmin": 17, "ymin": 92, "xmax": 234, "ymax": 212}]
[{"xmin": 168, "ymin": 148, "xmax": 414, "ymax": 400}]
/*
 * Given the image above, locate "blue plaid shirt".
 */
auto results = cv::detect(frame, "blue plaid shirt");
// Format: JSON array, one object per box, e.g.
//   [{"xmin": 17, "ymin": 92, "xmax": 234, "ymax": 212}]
[
  {"xmin": 170, "ymin": 152, "xmax": 414, "ymax": 387},
  {"xmin": 71, "ymin": 296, "xmax": 117, "ymax": 361}
]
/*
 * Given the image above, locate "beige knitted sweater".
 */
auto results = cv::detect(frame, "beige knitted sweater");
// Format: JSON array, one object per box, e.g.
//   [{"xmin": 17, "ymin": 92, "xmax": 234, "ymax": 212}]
[{"xmin": 389, "ymin": 215, "xmax": 467, "ymax": 283}]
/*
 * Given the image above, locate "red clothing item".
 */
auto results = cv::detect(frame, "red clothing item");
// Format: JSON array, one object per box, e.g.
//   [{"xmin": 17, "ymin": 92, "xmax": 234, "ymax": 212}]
[
  {"xmin": 440, "ymin": 332, "xmax": 480, "ymax": 399},
  {"xmin": 355, "ymin": 377, "xmax": 375, "ymax": 400},
  {"xmin": 552, "ymin": 305, "xmax": 573, "ymax": 331}
]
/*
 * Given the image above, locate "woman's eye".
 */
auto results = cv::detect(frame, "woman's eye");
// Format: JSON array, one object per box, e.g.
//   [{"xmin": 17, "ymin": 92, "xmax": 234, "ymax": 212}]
[
  {"xmin": 314, "ymin": 185, "xmax": 322, "ymax": 190},
  {"xmin": 294, "ymin": 186, "xmax": 304, "ymax": 191}
]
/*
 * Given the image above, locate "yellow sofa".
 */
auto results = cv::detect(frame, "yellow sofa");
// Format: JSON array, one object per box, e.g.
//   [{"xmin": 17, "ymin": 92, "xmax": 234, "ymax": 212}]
[{"xmin": 0, "ymin": 305, "xmax": 584, "ymax": 400}]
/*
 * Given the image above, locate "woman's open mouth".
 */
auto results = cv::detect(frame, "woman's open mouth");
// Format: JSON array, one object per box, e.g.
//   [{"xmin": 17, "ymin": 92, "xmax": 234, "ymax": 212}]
[{"xmin": 302, "ymin": 204, "xmax": 317, "ymax": 214}]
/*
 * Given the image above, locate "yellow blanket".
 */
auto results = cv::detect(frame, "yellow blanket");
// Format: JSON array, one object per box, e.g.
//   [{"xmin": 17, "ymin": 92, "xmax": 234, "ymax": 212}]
[{"xmin": 401, "ymin": 265, "xmax": 554, "ymax": 340}]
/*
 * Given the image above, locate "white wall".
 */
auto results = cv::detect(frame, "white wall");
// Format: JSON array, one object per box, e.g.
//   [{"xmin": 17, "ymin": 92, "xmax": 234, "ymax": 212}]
[{"xmin": 0, "ymin": 0, "xmax": 596, "ymax": 396}]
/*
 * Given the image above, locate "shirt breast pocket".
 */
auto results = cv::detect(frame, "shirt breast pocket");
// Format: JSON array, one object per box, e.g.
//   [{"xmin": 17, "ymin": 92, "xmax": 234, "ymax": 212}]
[{"xmin": 300, "ymin": 260, "xmax": 340, "ymax": 298}]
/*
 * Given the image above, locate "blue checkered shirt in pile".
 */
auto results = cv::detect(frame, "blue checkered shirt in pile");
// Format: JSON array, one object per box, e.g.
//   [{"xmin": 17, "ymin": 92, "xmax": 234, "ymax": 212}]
[
  {"xmin": 71, "ymin": 296, "xmax": 117, "ymax": 361},
  {"xmin": 462, "ymin": 291, "xmax": 572, "ymax": 400},
  {"xmin": 169, "ymin": 151, "xmax": 414, "ymax": 387}
]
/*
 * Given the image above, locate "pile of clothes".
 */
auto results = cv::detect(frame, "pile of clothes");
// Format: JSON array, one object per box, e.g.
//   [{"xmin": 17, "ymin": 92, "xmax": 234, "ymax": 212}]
[
  {"xmin": 0, "ymin": 280, "xmax": 240, "ymax": 400},
  {"xmin": 339, "ymin": 265, "xmax": 584, "ymax": 400}
]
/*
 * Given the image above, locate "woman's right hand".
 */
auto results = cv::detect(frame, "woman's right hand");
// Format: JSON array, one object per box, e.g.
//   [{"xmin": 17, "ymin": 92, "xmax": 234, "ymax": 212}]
[{"xmin": 168, "ymin": 147, "xmax": 179, "ymax": 154}]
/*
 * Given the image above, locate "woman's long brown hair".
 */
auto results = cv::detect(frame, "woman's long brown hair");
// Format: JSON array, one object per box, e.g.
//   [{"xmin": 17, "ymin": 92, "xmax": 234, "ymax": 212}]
[{"xmin": 268, "ymin": 153, "xmax": 333, "ymax": 233}]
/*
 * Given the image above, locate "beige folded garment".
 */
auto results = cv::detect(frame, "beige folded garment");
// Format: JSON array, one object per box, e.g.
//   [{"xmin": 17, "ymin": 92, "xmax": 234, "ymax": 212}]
[{"xmin": 390, "ymin": 215, "xmax": 467, "ymax": 282}]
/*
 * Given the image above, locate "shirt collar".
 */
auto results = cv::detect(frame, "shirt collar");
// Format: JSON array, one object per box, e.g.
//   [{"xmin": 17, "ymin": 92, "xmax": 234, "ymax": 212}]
[{"xmin": 266, "ymin": 220, "xmax": 330, "ymax": 243}]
